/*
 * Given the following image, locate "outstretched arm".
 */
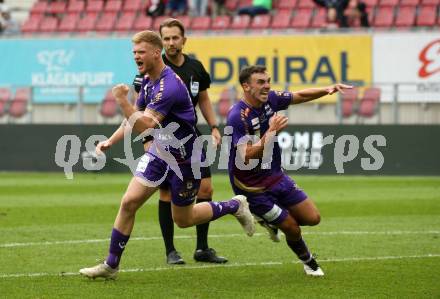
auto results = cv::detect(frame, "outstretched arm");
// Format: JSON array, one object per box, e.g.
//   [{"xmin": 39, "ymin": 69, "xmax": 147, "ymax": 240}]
[{"xmin": 291, "ymin": 83, "xmax": 353, "ymax": 105}]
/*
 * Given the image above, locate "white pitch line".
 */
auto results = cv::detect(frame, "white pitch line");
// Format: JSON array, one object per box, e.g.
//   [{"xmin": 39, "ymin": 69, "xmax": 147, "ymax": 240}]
[
  {"xmin": 0, "ymin": 254, "xmax": 439, "ymax": 279},
  {"xmin": 1, "ymin": 230, "xmax": 439, "ymax": 248}
]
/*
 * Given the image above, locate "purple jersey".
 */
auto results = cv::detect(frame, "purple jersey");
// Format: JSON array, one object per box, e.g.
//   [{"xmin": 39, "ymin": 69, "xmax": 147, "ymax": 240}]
[
  {"xmin": 136, "ymin": 66, "xmax": 197, "ymax": 163},
  {"xmin": 227, "ymin": 90, "xmax": 293, "ymax": 193}
]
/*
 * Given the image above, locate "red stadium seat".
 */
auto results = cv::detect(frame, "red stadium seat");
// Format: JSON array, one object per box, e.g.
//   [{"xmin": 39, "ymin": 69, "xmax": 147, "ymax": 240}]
[
  {"xmin": 104, "ymin": 0, "xmax": 122, "ymax": 12},
  {"xmin": 48, "ymin": 1, "xmax": 66, "ymax": 14},
  {"xmin": 271, "ymin": 10, "xmax": 292, "ymax": 29},
  {"xmin": 225, "ymin": 0, "xmax": 239, "ymax": 11},
  {"xmin": 9, "ymin": 88, "xmax": 30, "ymax": 119},
  {"xmin": 100, "ymin": 90, "xmax": 119, "ymax": 118},
  {"xmin": 291, "ymin": 8, "xmax": 313, "ymax": 28},
  {"xmin": 230, "ymin": 15, "xmax": 251, "ymax": 30},
  {"xmin": 132, "ymin": 15, "xmax": 153, "ymax": 31},
  {"xmin": 86, "ymin": 0, "xmax": 104, "ymax": 13},
  {"xmin": 67, "ymin": 1, "xmax": 85, "ymax": 13},
  {"xmin": 416, "ymin": 5, "xmax": 437, "ymax": 26},
  {"xmin": 341, "ymin": 88, "xmax": 358, "ymax": 118},
  {"xmin": 217, "ymin": 88, "xmax": 234, "ymax": 122},
  {"xmin": 420, "ymin": 0, "xmax": 440, "ymax": 4},
  {"xmin": 190, "ymin": 16, "xmax": 211, "ymax": 31},
  {"xmin": 178, "ymin": 16, "xmax": 192, "ymax": 29},
  {"xmin": 39, "ymin": 16, "xmax": 58, "ymax": 32},
  {"xmin": 394, "ymin": 6, "xmax": 416, "ymax": 27},
  {"xmin": 114, "ymin": 13, "xmax": 136, "ymax": 32},
  {"xmin": 373, "ymin": 6, "xmax": 394, "ymax": 27},
  {"xmin": 311, "ymin": 8, "xmax": 327, "ymax": 28},
  {"xmin": 77, "ymin": 13, "xmax": 99, "ymax": 32},
  {"xmin": 358, "ymin": 87, "xmax": 381, "ymax": 118},
  {"xmin": 400, "ymin": 0, "xmax": 420, "ymax": 6},
  {"xmin": 211, "ymin": 16, "xmax": 231, "ymax": 30},
  {"xmin": 123, "ymin": 0, "xmax": 144, "ymax": 11},
  {"xmin": 363, "ymin": 0, "xmax": 379, "ymax": 6},
  {"xmin": 379, "ymin": 0, "xmax": 399, "ymax": 6},
  {"xmin": 95, "ymin": 13, "xmax": 118, "ymax": 31},
  {"xmin": 237, "ymin": 0, "xmax": 253, "ymax": 9},
  {"xmin": 275, "ymin": 0, "xmax": 297, "ymax": 9},
  {"xmin": 297, "ymin": 0, "xmax": 316, "ymax": 9},
  {"xmin": 58, "ymin": 13, "xmax": 80, "ymax": 32},
  {"xmin": 21, "ymin": 15, "xmax": 43, "ymax": 33},
  {"xmin": 30, "ymin": 1, "xmax": 48, "ymax": 15},
  {"xmin": 250, "ymin": 14, "xmax": 271, "ymax": 30}
]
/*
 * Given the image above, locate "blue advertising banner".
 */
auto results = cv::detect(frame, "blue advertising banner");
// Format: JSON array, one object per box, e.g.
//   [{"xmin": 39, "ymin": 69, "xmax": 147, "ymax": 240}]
[{"xmin": 0, "ymin": 38, "xmax": 135, "ymax": 103}]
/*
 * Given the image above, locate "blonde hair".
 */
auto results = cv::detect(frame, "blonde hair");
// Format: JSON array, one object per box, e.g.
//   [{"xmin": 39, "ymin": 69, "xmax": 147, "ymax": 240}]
[{"xmin": 132, "ymin": 30, "xmax": 163, "ymax": 50}]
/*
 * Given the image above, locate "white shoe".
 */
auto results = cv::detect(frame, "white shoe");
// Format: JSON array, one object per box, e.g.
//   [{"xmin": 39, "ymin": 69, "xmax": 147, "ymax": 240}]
[
  {"xmin": 303, "ymin": 259, "xmax": 324, "ymax": 277},
  {"xmin": 254, "ymin": 215, "xmax": 280, "ymax": 242},
  {"xmin": 79, "ymin": 262, "xmax": 118, "ymax": 280},
  {"xmin": 232, "ymin": 195, "xmax": 256, "ymax": 237}
]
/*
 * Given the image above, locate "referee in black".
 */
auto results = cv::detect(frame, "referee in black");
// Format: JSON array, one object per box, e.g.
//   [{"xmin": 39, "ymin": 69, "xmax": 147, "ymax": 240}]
[{"xmin": 133, "ymin": 18, "xmax": 226, "ymax": 265}]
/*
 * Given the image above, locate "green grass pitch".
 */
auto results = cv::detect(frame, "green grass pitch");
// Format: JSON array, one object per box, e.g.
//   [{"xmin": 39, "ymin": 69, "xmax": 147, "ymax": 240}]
[{"xmin": 0, "ymin": 173, "xmax": 439, "ymax": 298}]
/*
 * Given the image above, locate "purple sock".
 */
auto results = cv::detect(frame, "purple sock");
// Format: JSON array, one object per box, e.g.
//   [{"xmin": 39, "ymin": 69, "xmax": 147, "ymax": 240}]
[
  {"xmin": 286, "ymin": 237, "xmax": 312, "ymax": 262},
  {"xmin": 106, "ymin": 228, "xmax": 130, "ymax": 269},
  {"xmin": 209, "ymin": 199, "xmax": 240, "ymax": 221}
]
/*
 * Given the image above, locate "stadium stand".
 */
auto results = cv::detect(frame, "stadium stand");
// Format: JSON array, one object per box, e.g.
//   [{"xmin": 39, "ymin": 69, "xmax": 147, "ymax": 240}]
[
  {"xmin": 9, "ymin": 88, "xmax": 30, "ymax": 119},
  {"xmin": 358, "ymin": 87, "xmax": 381, "ymax": 118},
  {"xmin": 211, "ymin": 15, "xmax": 231, "ymax": 31},
  {"xmin": 394, "ymin": 6, "xmax": 416, "ymax": 27},
  {"xmin": 270, "ymin": 9, "xmax": 292, "ymax": 29},
  {"xmin": 250, "ymin": 14, "xmax": 271, "ymax": 30},
  {"xmin": 100, "ymin": 89, "xmax": 119, "ymax": 120},
  {"xmin": 341, "ymin": 87, "xmax": 359, "ymax": 118}
]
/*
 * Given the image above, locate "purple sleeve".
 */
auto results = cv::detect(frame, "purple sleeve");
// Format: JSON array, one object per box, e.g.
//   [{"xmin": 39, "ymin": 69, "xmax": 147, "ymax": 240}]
[
  {"xmin": 227, "ymin": 108, "xmax": 248, "ymax": 147},
  {"xmin": 146, "ymin": 84, "xmax": 177, "ymax": 117},
  {"xmin": 268, "ymin": 90, "xmax": 293, "ymax": 111},
  {"xmin": 135, "ymin": 90, "xmax": 146, "ymax": 111}
]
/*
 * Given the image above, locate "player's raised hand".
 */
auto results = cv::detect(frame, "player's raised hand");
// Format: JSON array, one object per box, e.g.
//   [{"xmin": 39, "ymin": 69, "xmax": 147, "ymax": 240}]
[
  {"xmin": 96, "ymin": 139, "xmax": 112, "ymax": 155},
  {"xmin": 112, "ymin": 84, "xmax": 130, "ymax": 100},
  {"xmin": 326, "ymin": 83, "xmax": 353, "ymax": 95},
  {"xmin": 268, "ymin": 114, "xmax": 288, "ymax": 133}
]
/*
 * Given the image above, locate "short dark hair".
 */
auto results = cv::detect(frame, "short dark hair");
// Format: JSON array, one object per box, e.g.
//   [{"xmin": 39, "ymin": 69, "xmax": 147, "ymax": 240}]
[
  {"xmin": 239, "ymin": 65, "xmax": 267, "ymax": 85},
  {"xmin": 159, "ymin": 18, "xmax": 185, "ymax": 37}
]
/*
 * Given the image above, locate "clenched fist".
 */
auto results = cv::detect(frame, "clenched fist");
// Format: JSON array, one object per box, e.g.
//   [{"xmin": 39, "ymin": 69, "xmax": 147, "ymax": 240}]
[
  {"xmin": 268, "ymin": 114, "xmax": 288, "ymax": 134},
  {"xmin": 112, "ymin": 84, "xmax": 130, "ymax": 100}
]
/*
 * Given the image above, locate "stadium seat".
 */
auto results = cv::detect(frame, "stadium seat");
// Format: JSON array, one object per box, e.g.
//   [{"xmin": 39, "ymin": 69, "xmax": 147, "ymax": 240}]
[
  {"xmin": 0, "ymin": 88, "xmax": 11, "ymax": 117},
  {"xmin": 100, "ymin": 90, "xmax": 119, "ymax": 119},
  {"xmin": 86, "ymin": 0, "xmax": 104, "ymax": 13},
  {"xmin": 211, "ymin": 16, "xmax": 231, "ymax": 31},
  {"xmin": 420, "ymin": 0, "xmax": 440, "ymax": 4},
  {"xmin": 114, "ymin": 12, "xmax": 136, "ymax": 32},
  {"xmin": 225, "ymin": 0, "xmax": 239, "ymax": 11},
  {"xmin": 363, "ymin": 0, "xmax": 379, "ymax": 6},
  {"xmin": 400, "ymin": 0, "xmax": 420, "ymax": 6},
  {"xmin": 394, "ymin": 6, "xmax": 416, "ymax": 27},
  {"xmin": 297, "ymin": 0, "xmax": 316, "ymax": 9},
  {"xmin": 311, "ymin": 8, "xmax": 327, "ymax": 28},
  {"xmin": 104, "ymin": 0, "xmax": 123, "ymax": 12},
  {"xmin": 416, "ymin": 5, "xmax": 437, "ymax": 26},
  {"xmin": 47, "ymin": 1, "xmax": 66, "ymax": 14},
  {"xmin": 30, "ymin": 1, "xmax": 48, "ymax": 15},
  {"xmin": 95, "ymin": 13, "xmax": 118, "ymax": 32},
  {"xmin": 58, "ymin": 13, "xmax": 80, "ymax": 32},
  {"xmin": 271, "ymin": 10, "xmax": 292, "ymax": 29},
  {"xmin": 178, "ymin": 15, "xmax": 192, "ymax": 29},
  {"xmin": 275, "ymin": 0, "xmax": 297, "ymax": 10},
  {"xmin": 190, "ymin": 16, "xmax": 211, "ymax": 31},
  {"xmin": 67, "ymin": 1, "xmax": 85, "ymax": 14},
  {"xmin": 230, "ymin": 15, "xmax": 251, "ymax": 30},
  {"xmin": 77, "ymin": 13, "xmax": 99, "ymax": 32},
  {"xmin": 341, "ymin": 88, "xmax": 358, "ymax": 118},
  {"xmin": 358, "ymin": 87, "xmax": 381, "ymax": 118},
  {"xmin": 379, "ymin": 0, "xmax": 400, "ymax": 6},
  {"xmin": 39, "ymin": 16, "xmax": 59, "ymax": 33},
  {"xmin": 21, "ymin": 15, "xmax": 43, "ymax": 33},
  {"xmin": 9, "ymin": 88, "xmax": 30, "ymax": 119},
  {"xmin": 373, "ymin": 6, "xmax": 395, "ymax": 27},
  {"xmin": 217, "ymin": 89, "xmax": 234, "ymax": 122},
  {"xmin": 123, "ymin": 0, "xmax": 144, "ymax": 11},
  {"xmin": 132, "ymin": 15, "xmax": 153, "ymax": 31},
  {"xmin": 291, "ymin": 8, "xmax": 313, "ymax": 28},
  {"xmin": 250, "ymin": 14, "xmax": 271, "ymax": 30},
  {"xmin": 237, "ymin": 0, "xmax": 253, "ymax": 9}
]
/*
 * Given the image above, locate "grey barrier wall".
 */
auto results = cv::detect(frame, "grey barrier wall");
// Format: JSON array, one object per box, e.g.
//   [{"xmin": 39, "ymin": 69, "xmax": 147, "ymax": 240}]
[{"xmin": 0, "ymin": 125, "xmax": 439, "ymax": 175}]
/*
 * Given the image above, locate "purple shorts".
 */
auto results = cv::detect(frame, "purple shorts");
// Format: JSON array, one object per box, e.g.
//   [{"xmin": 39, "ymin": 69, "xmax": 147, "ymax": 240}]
[
  {"xmin": 244, "ymin": 175, "xmax": 308, "ymax": 225},
  {"xmin": 135, "ymin": 153, "xmax": 200, "ymax": 207}
]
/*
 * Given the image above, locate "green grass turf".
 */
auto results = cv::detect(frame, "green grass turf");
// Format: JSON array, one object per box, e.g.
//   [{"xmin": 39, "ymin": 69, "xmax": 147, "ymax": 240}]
[{"xmin": 0, "ymin": 173, "xmax": 439, "ymax": 298}]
